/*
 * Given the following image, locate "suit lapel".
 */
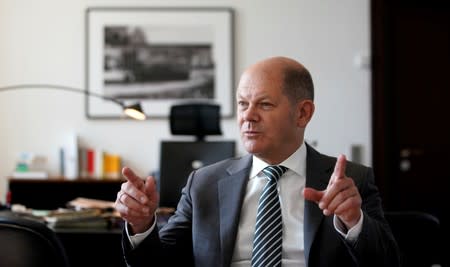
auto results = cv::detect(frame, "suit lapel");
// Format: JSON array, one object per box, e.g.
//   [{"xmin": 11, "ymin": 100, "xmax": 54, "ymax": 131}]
[
  {"xmin": 304, "ymin": 144, "xmax": 334, "ymax": 266},
  {"xmin": 218, "ymin": 155, "xmax": 252, "ymax": 267},
  {"xmin": 215, "ymin": 147, "xmax": 335, "ymax": 266}
]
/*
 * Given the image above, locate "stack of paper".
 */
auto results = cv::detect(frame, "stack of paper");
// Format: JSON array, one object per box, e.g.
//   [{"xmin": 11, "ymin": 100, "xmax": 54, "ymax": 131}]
[
  {"xmin": 66, "ymin": 197, "xmax": 115, "ymax": 211},
  {"xmin": 44, "ymin": 209, "xmax": 108, "ymax": 229}
]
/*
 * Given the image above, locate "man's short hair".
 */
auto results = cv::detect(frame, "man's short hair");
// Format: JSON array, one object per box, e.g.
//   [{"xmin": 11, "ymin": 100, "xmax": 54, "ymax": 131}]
[{"xmin": 282, "ymin": 66, "xmax": 314, "ymax": 102}]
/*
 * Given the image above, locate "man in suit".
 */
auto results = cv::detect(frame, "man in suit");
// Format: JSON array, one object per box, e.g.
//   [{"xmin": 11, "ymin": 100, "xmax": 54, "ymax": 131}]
[{"xmin": 114, "ymin": 56, "xmax": 400, "ymax": 266}]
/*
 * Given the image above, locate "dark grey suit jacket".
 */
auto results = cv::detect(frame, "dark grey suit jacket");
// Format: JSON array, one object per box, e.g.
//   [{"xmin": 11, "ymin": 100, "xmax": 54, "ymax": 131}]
[{"xmin": 123, "ymin": 145, "xmax": 400, "ymax": 267}]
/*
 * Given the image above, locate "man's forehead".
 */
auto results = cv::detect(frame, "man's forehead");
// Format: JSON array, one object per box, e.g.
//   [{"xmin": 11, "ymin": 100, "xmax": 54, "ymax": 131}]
[
  {"xmin": 238, "ymin": 71, "xmax": 281, "ymax": 89},
  {"xmin": 236, "ymin": 85, "xmax": 279, "ymax": 99}
]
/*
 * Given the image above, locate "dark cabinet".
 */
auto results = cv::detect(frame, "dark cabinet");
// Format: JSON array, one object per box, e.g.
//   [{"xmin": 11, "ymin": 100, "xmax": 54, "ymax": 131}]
[{"xmin": 8, "ymin": 178, "xmax": 123, "ymax": 210}]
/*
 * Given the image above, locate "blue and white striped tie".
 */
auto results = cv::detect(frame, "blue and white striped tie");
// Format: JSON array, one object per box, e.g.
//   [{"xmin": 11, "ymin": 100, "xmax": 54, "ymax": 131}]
[{"xmin": 251, "ymin": 165, "xmax": 288, "ymax": 267}]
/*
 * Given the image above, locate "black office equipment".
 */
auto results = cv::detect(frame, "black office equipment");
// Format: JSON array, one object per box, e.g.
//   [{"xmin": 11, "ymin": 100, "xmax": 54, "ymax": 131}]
[
  {"xmin": 159, "ymin": 141, "xmax": 235, "ymax": 208},
  {"xmin": 0, "ymin": 212, "xmax": 70, "ymax": 267}
]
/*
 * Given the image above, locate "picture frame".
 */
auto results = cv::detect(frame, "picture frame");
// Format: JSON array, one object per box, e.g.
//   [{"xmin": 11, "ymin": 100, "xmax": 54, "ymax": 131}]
[{"xmin": 85, "ymin": 7, "xmax": 234, "ymax": 119}]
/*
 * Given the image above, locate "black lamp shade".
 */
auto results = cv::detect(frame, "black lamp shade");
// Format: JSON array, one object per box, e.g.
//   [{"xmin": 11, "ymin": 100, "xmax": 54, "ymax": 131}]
[{"xmin": 124, "ymin": 103, "xmax": 146, "ymax": 120}]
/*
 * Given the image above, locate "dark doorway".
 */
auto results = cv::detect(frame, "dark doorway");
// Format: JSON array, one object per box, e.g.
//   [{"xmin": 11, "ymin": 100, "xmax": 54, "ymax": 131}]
[{"xmin": 372, "ymin": 0, "xmax": 450, "ymax": 266}]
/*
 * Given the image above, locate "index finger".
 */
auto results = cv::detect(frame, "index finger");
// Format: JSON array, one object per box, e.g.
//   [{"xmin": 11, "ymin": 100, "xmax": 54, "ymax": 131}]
[
  {"xmin": 122, "ymin": 166, "xmax": 145, "ymax": 189},
  {"xmin": 333, "ymin": 154, "xmax": 347, "ymax": 180}
]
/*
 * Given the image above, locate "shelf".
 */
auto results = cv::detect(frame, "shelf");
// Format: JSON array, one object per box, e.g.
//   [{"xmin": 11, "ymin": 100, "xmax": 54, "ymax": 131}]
[
  {"xmin": 7, "ymin": 178, "xmax": 124, "ymax": 210},
  {"xmin": 8, "ymin": 177, "xmax": 125, "ymax": 184}
]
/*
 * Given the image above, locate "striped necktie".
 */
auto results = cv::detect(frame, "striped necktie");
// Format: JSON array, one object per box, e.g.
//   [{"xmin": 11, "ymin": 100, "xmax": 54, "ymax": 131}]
[{"xmin": 251, "ymin": 165, "xmax": 288, "ymax": 267}]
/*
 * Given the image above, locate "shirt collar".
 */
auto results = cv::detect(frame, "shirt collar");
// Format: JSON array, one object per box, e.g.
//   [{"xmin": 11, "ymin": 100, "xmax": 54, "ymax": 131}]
[{"xmin": 250, "ymin": 142, "xmax": 307, "ymax": 179}]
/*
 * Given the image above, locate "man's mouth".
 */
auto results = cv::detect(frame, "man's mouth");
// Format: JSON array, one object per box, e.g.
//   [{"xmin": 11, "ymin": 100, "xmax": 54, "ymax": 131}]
[{"xmin": 243, "ymin": 131, "xmax": 261, "ymax": 137}]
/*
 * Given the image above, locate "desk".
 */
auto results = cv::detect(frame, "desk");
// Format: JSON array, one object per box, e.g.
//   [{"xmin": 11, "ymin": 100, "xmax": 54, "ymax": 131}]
[
  {"xmin": 5, "ymin": 178, "xmax": 127, "ymax": 267},
  {"xmin": 0, "ymin": 210, "xmax": 126, "ymax": 267}
]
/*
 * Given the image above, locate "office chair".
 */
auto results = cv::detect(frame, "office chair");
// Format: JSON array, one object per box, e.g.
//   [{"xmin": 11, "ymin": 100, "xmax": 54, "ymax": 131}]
[
  {"xmin": 158, "ymin": 102, "xmax": 235, "ymax": 208},
  {"xmin": 169, "ymin": 102, "xmax": 222, "ymax": 142},
  {"xmin": 0, "ymin": 212, "xmax": 70, "ymax": 267},
  {"xmin": 384, "ymin": 210, "xmax": 442, "ymax": 267}
]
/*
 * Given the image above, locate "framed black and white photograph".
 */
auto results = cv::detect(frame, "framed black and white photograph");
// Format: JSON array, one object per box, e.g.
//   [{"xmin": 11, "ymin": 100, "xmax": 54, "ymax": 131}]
[{"xmin": 85, "ymin": 7, "xmax": 234, "ymax": 119}]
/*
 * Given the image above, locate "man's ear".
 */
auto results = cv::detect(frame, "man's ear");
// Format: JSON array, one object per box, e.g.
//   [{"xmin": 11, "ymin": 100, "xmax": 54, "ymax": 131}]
[{"xmin": 297, "ymin": 100, "xmax": 315, "ymax": 127}]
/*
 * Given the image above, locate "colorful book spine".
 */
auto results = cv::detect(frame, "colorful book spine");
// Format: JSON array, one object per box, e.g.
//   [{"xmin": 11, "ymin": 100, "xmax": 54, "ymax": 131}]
[
  {"xmin": 87, "ymin": 148, "xmax": 95, "ymax": 177},
  {"xmin": 103, "ymin": 153, "xmax": 121, "ymax": 180}
]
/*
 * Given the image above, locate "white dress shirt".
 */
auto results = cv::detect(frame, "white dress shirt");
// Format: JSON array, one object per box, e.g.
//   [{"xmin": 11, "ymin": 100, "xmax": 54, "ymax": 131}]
[
  {"xmin": 230, "ymin": 143, "xmax": 307, "ymax": 266},
  {"xmin": 128, "ymin": 143, "xmax": 363, "ymax": 266}
]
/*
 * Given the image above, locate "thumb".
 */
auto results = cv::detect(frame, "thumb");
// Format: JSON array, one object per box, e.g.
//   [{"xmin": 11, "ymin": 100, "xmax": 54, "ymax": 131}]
[
  {"xmin": 303, "ymin": 187, "xmax": 324, "ymax": 203},
  {"xmin": 143, "ymin": 176, "xmax": 159, "ymax": 203}
]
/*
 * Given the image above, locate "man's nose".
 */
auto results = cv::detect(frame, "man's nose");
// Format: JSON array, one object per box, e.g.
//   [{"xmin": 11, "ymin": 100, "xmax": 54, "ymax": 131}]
[{"xmin": 242, "ymin": 104, "xmax": 259, "ymax": 121}]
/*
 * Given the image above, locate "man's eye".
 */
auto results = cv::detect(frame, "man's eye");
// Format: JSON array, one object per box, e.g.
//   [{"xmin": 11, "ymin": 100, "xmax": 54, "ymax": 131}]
[
  {"xmin": 238, "ymin": 101, "xmax": 248, "ymax": 107},
  {"xmin": 261, "ymin": 102, "xmax": 273, "ymax": 108}
]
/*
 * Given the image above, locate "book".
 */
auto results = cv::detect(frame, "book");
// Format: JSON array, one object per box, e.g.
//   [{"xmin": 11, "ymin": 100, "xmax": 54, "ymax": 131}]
[
  {"xmin": 94, "ymin": 148, "xmax": 104, "ymax": 178},
  {"xmin": 11, "ymin": 171, "xmax": 48, "ymax": 179},
  {"xmin": 44, "ymin": 209, "xmax": 102, "ymax": 222},
  {"xmin": 103, "ymin": 153, "xmax": 121, "ymax": 179},
  {"xmin": 61, "ymin": 133, "xmax": 79, "ymax": 180},
  {"xmin": 87, "ymin": 148, "xmax": 95, "ymax": 177},
  {"xmin": 43, "ymin": 209, "xmax": 107, "ymax": 229},
  {"xmin": 47, "ymin": 218, "xmax": 108, "ymax": 229}
]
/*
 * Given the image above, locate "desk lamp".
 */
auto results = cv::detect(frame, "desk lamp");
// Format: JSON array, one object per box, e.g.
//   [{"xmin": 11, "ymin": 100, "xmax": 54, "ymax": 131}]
[{"xmin": 0, "ymin": 84, "xmax": 146, "ymax": 120}]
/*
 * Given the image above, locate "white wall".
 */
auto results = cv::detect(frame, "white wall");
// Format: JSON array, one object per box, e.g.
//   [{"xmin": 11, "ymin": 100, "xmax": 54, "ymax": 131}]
[{"xmin": 0, "ymin": 0, "xmax": 371, "ymax": 202}]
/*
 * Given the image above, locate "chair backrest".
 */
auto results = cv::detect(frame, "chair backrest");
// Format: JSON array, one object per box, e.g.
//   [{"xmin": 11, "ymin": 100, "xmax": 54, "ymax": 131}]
[
  {"xmin": 0, "ymin": 212, "xmax": 70, "ymax": 267},
  {"xmin": 384, "ymin": 210, "xmax": 441, "ymax": 267},
  {"xmin": 169, "ymin": 102, "xmax": 222, "ymax": 141}
]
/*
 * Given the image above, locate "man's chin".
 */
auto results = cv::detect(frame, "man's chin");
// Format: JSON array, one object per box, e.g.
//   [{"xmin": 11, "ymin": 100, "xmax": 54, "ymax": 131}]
[{"xmin": 243, "ymin": 141, "xmax": 264, "ymax": 155}]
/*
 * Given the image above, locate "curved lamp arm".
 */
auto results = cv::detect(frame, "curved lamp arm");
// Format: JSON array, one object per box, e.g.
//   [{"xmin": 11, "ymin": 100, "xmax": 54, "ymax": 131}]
[{"xmin": 0, "ymin": 84, "xmax": 146, "ymax": 120}]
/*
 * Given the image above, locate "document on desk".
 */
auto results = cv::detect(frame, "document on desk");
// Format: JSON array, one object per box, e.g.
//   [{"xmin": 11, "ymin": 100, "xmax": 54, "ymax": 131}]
[
  {"xmin": 44, "ymin": 209, "xmax": 108, "ymax": 228},
  {"xmin": 66, "ymin": 197, "xmax": 115, "ymax": 211}
]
